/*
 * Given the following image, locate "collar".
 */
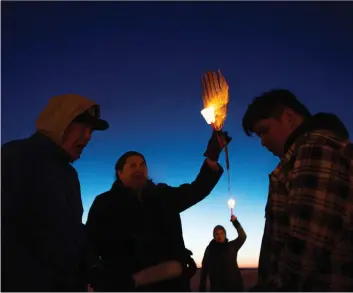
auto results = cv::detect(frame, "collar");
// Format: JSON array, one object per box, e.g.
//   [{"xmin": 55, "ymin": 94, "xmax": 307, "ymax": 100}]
[
  {"xmin": 111, "ymin": 179, "xmax": 156, "ymax": 201},
  {"xmin": 283, "ymin": 112, "xmax": 349, "ymax": 154},
  {"xmin": 32, "ymin": 132, "xmax": 73, "ymax": 163}
]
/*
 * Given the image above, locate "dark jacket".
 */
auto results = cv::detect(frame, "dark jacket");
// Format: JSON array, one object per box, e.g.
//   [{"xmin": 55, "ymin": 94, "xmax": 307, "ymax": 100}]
[
  {"xmin": 1, "ymin": 95, "xmax": 102, "ymax": 292},
  {"xmin": 258, "ymin": 113, "xmax": 353, "ymax": 291},
  {"xmin": 86, "ymin": 160, "xmax": 223, "ymax": 291},
  {"xmin": 199, "ymin": 220, "xmax": 247, "ymax": 292},
  {"xmin": 1, "ymin": 133, "xmax": 90, "ymax": 291}
]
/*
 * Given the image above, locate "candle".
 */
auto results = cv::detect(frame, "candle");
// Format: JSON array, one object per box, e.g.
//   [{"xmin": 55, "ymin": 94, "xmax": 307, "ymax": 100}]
[{"xmin": 228, "ymin": 198, "xmax": 235, "ymax": 216}]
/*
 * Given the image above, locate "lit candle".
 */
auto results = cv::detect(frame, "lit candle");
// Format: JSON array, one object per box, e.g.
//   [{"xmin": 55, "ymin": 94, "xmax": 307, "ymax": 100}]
[
  {"xmin": 228, "ymin": 198, "xmax": 235, "ymax": 216},
  {"xmin": 200, "ymin": 106, "xmax": 216, "ymax": 125}
]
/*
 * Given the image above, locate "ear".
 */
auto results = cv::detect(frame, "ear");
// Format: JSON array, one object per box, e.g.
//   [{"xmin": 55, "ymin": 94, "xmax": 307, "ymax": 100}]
[
  {"xmin": 117, "ymin": 170, "xmax": 123, "ymax": 179},
  {"xmin": 281, "ymin": 108, "xmax": 296, "ymax": 123}
]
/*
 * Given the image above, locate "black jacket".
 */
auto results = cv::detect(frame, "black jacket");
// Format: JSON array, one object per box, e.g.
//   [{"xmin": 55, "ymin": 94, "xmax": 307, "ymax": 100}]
[
  {"xmin": 1, "ymin": 133, "xmax": 93, "ymax": 291},
  {"xmin": 86, "ymin": 160, "xmax": 223, "ymax": 291},
  {"xmin": 199, "ymin": 220, "xmax": 247, "ymax": 292}
]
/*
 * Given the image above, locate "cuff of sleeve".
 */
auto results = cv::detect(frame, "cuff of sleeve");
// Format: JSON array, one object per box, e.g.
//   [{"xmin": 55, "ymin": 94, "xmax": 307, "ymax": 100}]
[
  {"xmin": 232, "ymin": 219, "xmax": 241, "ymax": 228},
  {"xmin": 203, "ymin": 159, "xmax": 224, "ymax": 174}
]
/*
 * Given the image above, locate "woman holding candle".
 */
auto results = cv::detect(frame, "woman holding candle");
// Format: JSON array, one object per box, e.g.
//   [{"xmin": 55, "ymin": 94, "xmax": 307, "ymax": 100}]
[{"xmin": 199, "ymin": 215, "xmax": 247, "ymax": 292}]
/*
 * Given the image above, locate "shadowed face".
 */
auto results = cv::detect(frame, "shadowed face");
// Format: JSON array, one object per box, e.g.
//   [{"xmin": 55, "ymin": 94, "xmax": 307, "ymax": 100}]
[
  {"xmin": 118, "ymin": 155, "xmax": 148, "ymax": 190},
  {"xmin": 214, "ymin": 228, "xmax": 226, "ymax": 243},
  {"xmin": 61, "ymin": 122, "xmax": 93, "ymax": 161},
  {"xmin": 253, "ymin": 109, "xmax": 297, "ymax": 158}
]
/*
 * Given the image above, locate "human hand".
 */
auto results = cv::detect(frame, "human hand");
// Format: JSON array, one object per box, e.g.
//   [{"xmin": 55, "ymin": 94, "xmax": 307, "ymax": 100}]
[
  {"xmin": 230, "ymin": 215, "xmax": 237, "ymax": 222},
  {"xmin": 204, "ymin": 130, "xmax": 232, "ymax": 161}
]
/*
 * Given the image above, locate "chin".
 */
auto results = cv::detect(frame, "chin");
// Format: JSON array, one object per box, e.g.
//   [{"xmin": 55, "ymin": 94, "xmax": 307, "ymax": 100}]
[
  {"xmin": 130, "ymin": 182, "xmax": 146, "ymax": 190},
  {"xmin": 69, "ymin": 153, "xmax": 81, "ymax": 162},
  {"xmin": 138, "ymin": 182, "xmax": 147, "ymax": 189}
]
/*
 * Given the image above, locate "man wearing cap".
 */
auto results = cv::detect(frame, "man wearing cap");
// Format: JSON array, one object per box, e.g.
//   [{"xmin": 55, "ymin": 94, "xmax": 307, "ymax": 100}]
[{"xmin": 1, "ymin": 93, "xmax": 109, "ymax": 291}]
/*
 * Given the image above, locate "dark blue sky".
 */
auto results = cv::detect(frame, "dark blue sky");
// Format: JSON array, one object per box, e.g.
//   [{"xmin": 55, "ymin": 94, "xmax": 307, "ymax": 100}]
[{"xmin": 2, "ymin": 1, "xmax": 353, "ymax": 267}]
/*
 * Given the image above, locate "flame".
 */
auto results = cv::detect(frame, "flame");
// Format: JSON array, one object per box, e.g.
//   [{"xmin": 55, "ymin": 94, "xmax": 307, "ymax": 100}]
[{"xmin": 201, "ymin": 70, "xmax": 229, "ymax": 131}]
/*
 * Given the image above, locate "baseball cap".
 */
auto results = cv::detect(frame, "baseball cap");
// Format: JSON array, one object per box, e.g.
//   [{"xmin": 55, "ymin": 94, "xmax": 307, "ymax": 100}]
[{"xmin": 73, "ymin": 105, "xmax": 109, "ymax": 131}]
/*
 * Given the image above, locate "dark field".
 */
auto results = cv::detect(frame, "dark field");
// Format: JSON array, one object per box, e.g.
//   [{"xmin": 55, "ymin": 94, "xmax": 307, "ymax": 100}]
[{"xmin": 190, "ymin": 268, "xmax": 258, "ymax": 291}]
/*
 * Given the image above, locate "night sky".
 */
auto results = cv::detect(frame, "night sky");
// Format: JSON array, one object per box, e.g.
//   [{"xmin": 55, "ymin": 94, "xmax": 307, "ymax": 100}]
[{"xmin": 2, "ymin": 1, "xmax": 353, "ymax": 267}]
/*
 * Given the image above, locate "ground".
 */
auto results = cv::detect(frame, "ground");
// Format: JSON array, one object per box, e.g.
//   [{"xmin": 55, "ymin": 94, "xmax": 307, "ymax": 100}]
[{"xmin": 190, "ymin": 268, "xmax": 258, "ymax": 291}]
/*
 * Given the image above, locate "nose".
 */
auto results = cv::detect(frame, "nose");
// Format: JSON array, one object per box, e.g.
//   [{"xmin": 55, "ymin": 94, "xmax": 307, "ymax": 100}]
[
  {"xmin": 84, "ymin": 127, "xmax": 93, "ymax": 141},
  {"xmin": 261, "ymin": 137, "xmax": 266, "ymax": 147},
  {"xmin": 136, "ymin": 166, "xmax": 145, "ymax": 173}
]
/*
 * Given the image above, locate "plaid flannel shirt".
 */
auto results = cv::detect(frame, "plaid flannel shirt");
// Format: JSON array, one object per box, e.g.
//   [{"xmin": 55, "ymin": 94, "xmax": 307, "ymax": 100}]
[{"xmin": 258, "ymin": 130, "xmax": 353, "ymax": 291}]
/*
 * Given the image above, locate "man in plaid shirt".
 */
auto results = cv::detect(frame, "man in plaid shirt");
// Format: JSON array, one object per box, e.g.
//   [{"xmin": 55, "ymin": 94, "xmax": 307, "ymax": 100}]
[{"xmin": 242, "ymin": 89, "xmax": 353, "ymax": 291}]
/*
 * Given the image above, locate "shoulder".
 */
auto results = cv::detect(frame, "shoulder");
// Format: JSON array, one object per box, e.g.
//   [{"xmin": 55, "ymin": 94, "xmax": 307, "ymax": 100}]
[
  {"xmin": 292, "ymin": 130, "xmax": 352, "ymax": 162},
  {"xmin": 2, "ymin": 137, "xmax": 32, "ymax": 159},
  {"xmin": 156, "ymin": 182, "xmax": 171, "ymax": 190},
  {"xmin": 87, "ymin": 191, "xmax": 114, "ymax": 221},
  {"xmin": 202, "ymin": 244, "xmax": 211, "ymax": 258},
  {"xmin": 2, "ymin": 137, "xmax": 39, "ymax": 174},
  {"xmin": 291, "ymin": 131, "xmax": 352, "ymax": 196},
  {"xmin": 92, "ymin": 190, "xmax": 113, "ymax": 207},
  {"xmin": 297, "ymin": 130, "xmax": 350, "ymax": 150}
]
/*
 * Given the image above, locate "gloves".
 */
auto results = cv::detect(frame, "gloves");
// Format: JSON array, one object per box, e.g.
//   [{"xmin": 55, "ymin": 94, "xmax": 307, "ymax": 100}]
[{"xmin": 203, "ymin": 130, "xmax": 232, "ymax": 161}]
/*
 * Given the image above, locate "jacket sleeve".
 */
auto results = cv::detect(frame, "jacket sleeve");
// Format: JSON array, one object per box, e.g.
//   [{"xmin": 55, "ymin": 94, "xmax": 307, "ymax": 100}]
[
  {"xmin": 86, "ymin": 196, "xmax": 134, "ymax": 291},
  {"xmin": 159, "ymin": 159, "xmax": 224, "ymax": 213},
  {"xmin": 1, "ymin": 152, "xmax": 53, "ymax": 291},
  {"xmin": 229, "ymin": 219, "xmax": 247, "ymax": 251},
  {"xmin": 199, "ymin": 246, "xmax": 210, "ymax": 292},
  {"xmin": 79, "ymin": 223, "xmax": 102, "ymax": 272},
  {"xmin": 279, "ymin": 141, "xmax": 348, "ymax": 290}
]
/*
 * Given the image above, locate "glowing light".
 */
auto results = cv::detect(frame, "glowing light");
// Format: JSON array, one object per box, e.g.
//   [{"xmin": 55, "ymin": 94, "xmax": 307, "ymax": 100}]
[
  {"xmin": 200, "ymin": 106, "xmax": 216, "ymax": 124},
  {"xmin": 200, "ymin": 70, "xmax": 229, "ymax": 131},
  {"xmin": 228, "ymin": 198, "xmax": 235, "ymax": 209}
]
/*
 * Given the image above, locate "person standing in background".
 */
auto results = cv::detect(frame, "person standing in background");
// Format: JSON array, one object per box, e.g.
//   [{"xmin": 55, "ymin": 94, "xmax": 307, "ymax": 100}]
[{"xmin": 199, "ymin": 215, "xmax": 247, "ymax": 292}]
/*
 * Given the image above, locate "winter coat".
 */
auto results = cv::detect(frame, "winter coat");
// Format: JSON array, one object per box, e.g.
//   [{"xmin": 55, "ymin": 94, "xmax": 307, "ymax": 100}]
[
  {"xmin": 199, "ymin": 220, "xmax": 247, "ymax": 292},
  {"xmin": 258, "ymin": 113, "xmax": 353, "ymax": 291},
  {"xmin": 1, "ymin": 94, "xmax": 100, "ymax": 291},
  {"xmin": 86, "ymin": 160, "xmax": 223, "ymax": 291}
]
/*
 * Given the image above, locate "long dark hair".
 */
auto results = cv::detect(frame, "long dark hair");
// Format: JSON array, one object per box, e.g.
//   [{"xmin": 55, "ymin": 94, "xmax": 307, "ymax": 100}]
[{"xmin": 114, "ymin": 151, "xmax": 146, "ymax": 179}]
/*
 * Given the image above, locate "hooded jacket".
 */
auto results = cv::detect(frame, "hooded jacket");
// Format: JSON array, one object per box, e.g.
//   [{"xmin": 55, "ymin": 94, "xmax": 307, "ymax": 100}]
[
  {"xmin": 1, "ymin": 94, "xmax": 101, "ymax": 292},
  {"xmin": 199, "ymin": 220, "xmax": 247, "ymax": 292},
  {"xmin": 258, "ymin": 113, "xmax": 353, "ymax": 291}
]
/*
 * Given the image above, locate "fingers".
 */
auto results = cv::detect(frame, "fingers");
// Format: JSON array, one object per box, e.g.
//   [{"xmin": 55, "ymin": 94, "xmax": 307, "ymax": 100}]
[
  {"xmin": 212, "ymin": 71, "xmax": 221, "ymax": 93},
  {"xmin": 207, "ymin": 72, "xmax": 217, "ymax": 98},
  {"xmin": 201, "ymin": 70, "xmax": 224, "ymax": 103},
  {"xmin": 204, "ymin": 73, "xmax": 214, "ymax": 102},
  {"xmin": 218, "ymin": 70, "xmax": 229, "ymax": 91},
  {"xmin": 200, "ymin": 75, "xmax": 208, "ymax": 103}
]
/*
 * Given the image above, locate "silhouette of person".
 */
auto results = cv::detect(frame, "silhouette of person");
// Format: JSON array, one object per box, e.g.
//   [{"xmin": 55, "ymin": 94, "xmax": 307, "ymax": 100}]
[
  {"xmin": 86, "ymin": 131, "xmax": 231, "ymax": 291},
  {"xmin": 199, "ymin": 215, "xmax": 247, "ymax": 292},
  {"xmin": 242, "ymin": 89, "xmax": 353, "ymax": 291},
  {"xmin": 1, "ymin": 94, "xmax": 109, "ymax": 291}
]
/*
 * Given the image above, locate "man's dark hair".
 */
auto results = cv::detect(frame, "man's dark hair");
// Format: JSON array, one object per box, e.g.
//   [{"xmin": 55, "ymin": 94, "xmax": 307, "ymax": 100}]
[
  {"xmin": 242, "ymin": 89, "xmax": 312, "ymax": 136},
  {"xmin": 115, "ymin": 151, "xmax": 146, "ymax": 173},
  {"xmin": 213, "ymin": 225, "xmax": 226, "ymax": 236}
]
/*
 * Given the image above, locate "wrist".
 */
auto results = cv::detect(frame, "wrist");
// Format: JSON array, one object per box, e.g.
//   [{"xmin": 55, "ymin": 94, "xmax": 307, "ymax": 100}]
[
  {"xmin": 233, "ymin": 219, "xmax": 241, "ymax": 227},
  {"xmin": 203, "ymin": 149, "xmax": 220, "ymax": 161},
  {"xmin": 205, "ymin": 159, "xmax": 220, "ymax": 171}
]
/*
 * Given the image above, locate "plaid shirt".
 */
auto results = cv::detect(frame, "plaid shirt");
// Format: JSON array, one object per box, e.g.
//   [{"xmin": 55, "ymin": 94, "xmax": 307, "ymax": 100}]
[{"xmin": 258, "ymin": 130, "xmax": 353, "ymax": 291}]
